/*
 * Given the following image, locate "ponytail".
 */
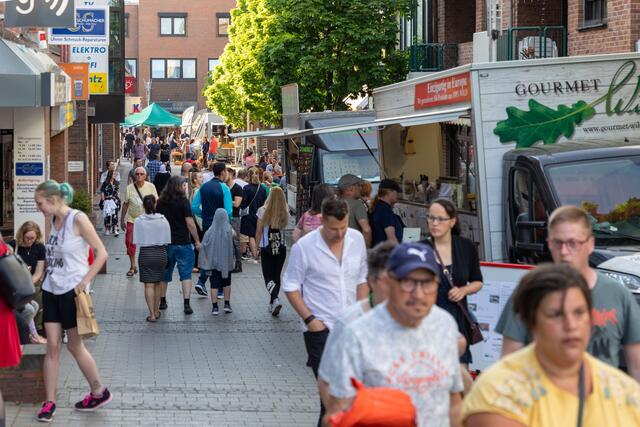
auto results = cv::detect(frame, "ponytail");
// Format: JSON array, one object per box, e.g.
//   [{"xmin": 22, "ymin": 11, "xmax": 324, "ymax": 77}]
[
  {"xmin": 143, "ymin": 194, "xmax": 157, "ymax": 214},
  {"xmin": 36, "ymin": 180, "xmax": 74, "ymax": 205}
]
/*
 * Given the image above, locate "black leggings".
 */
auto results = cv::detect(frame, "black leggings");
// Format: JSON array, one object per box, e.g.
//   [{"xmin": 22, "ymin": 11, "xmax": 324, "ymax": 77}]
[{"xmin": 260, "ymin": 248, "xmax": 286, "ymax": 303}]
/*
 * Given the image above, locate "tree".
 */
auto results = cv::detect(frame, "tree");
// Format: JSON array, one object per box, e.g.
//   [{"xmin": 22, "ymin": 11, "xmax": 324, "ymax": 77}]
[
  {"xmin": 203, "ymin": 0, "xmax": 279, "ymax": 128},
  {"xmin": 260, "ymin": 0, "xmax": 409, "ymax": 113},
  {"xmin": 203, "ymin": 0, "xmax": 409, "ymax": 127}
]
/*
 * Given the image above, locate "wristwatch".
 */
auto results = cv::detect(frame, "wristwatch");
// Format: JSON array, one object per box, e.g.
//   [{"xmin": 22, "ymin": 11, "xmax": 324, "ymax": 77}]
[{"xmin": 304, "ymin": 314, "xmax": 316, "ymax": 325}]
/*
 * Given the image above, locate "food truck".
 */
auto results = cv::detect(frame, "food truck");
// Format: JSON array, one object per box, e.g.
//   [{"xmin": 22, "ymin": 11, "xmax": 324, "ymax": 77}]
[{"xmin": 369, "ymin": 53, "xmax": 640, "ymax": 370}]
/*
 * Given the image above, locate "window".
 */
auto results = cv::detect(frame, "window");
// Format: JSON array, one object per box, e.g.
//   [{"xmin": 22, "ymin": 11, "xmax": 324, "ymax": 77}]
[
  {"xmin": 159, "ymin": 13, "xmax": 187, "ymax": 36},
  {"xmin": 208, "ymin": 58, "xmax": 220, "ymax": 72},
  {"xmin": 150, "ymin": 59, "xmax": 196, "ymax": 79},
  {"xmin": 217, "ymin": 13, "xmax": 230, "ymax": 36},
  {"xmin": 125, "ymin": 58, "xmax": 137, "ymax": 78},
  {"xmin": 583, "ymin": 0, "xmax": 607, "ymax": 26},
  {"xmin": 124, "ymin": 13, "xmax": 129, "ymax": 38}
]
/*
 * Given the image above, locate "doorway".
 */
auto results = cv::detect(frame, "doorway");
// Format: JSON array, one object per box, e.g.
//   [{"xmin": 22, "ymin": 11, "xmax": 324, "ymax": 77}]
[{"xmin": 0, "ymin": 130, "xmax": 14, "ymax": 230}]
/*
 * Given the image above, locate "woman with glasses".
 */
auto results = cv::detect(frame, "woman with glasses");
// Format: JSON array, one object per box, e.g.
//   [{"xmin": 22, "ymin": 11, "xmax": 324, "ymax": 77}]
[
  {"xmin": 462, "ymin": 264, "xmax": 640, "ymax": 426},
  {"xmin": 423, "ymin": 198, "xmax": 483, "ymax": 367}
]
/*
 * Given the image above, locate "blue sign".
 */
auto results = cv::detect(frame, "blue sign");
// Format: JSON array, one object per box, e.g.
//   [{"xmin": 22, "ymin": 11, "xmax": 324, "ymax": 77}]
[
  {"xmin": 48, "ymin": 8, "xmax": 109, "ymax": 45},
  {"xmin": 16, "ymin": 162, "xmax": 43, "ymax": 176}
]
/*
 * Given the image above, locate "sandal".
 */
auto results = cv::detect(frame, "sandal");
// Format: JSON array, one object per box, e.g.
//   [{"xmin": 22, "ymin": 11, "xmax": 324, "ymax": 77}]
[
  {"xmin": 126, "ymin": 268, "xmax": 137, "ymax": 277},
  {"xmin": 146, "ymin": 316, "xmax": 157, "ymax": 322}
]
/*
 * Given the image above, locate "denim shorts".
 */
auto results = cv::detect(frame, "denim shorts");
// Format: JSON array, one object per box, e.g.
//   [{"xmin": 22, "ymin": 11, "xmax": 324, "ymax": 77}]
[{"xmin": 164, "ymin": 244, "xmax": 195, "ymax": 282}]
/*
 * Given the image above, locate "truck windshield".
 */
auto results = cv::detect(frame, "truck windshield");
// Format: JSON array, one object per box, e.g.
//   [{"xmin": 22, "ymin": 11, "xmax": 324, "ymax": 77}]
[
  {"xmin": 546, "ymin": 156, "xmax": 640, "ymax": 244},
  {"xmin": 321, "ymin": 150, "xmax": 380, "ymax": 185}
]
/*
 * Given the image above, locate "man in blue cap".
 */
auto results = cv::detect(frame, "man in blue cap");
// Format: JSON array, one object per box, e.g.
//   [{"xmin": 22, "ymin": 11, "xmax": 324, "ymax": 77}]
[{"xmin": 321, "ymin": 242, "xmax": 464, "ymax": 427}]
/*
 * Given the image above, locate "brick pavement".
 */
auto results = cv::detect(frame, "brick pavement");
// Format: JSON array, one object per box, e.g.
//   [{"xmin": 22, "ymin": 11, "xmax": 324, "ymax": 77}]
[{"xmin": 5, "ymin": 160, "xmax": 318, "ymax": 426}]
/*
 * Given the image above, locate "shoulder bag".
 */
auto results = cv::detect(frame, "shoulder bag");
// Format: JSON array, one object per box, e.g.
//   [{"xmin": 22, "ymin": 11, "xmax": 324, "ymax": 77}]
[
  {"xmin": 0, "ymin": 251, "xmax": 36, "ymax": 309},
  {"xmin": 431, "ymin": 241, "xmax": 484, "ymax": 345},
  {"xmin": 240, "ymin": 186, "xmax": 260, "ymax": 217}
]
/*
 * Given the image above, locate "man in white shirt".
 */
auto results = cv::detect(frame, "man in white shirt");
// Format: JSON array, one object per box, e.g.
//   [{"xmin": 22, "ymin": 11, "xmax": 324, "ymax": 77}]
[
  {"xmin": 321, "ymin": 243, "xmax": 464, "ymax": 427},
  {"xmin": 99, "ymin": 161, "xmax": 121, "ymax": 185},
  {"xmin": 283, "ymin": 197, "xmax": 368, "ymax": 426}
]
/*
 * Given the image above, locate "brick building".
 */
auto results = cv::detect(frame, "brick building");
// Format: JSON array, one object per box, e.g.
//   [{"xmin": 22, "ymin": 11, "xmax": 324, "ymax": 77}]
[
  {"xmin": 404, "ymin": 0, "xmax": 639, "ymax": 72},
  {"xmin": 124, "ymin": 0, "xmax": 235, "ymax": 114}
]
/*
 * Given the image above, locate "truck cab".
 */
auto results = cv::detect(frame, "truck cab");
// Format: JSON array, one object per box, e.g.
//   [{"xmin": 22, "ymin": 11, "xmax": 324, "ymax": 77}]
[{"xmin": 503, "ymin": 139, "xmax": 640, "ymax": 300}]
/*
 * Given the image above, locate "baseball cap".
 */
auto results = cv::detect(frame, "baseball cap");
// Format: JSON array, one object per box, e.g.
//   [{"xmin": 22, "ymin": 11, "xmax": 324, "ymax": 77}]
[
  {"xmin": 338, "ymin": 174, "xmax": 363, "ymax": 190},
  {"xmin": 386, "ymin": 243, "xmax": 439, "ymax": 280},
  {"xmin": 378, "ymin": 179, "xmax": 401, "ymax": 192}
]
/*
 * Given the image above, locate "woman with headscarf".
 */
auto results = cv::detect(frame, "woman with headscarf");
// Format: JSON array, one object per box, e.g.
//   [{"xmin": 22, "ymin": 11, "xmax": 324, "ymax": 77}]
[
  {"xmin": 199, "ymin": 208, "xmax": 235, "ymax": 316},
  {"xmin": 153, "ymin": 163, "xmax": 171, "ymax": 194}
]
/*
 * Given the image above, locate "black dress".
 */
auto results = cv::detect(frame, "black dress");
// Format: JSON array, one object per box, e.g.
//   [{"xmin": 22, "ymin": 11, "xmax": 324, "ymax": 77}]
[
  {"xmin": 240, "ymin": 184, "xmax": 267, "ymax": 237},
  {"xmin": 422, "ymin": 235, "xmax": 483, "ymax": 364}
]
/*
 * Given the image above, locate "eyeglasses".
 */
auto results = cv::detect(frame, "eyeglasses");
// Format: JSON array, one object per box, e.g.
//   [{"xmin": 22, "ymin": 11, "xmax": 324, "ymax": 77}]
[
  {"xmin": 427, "ymin": 215, "xmax": 451, "ymax": 224},
  {"xmin": 23, "ymin": 234, "xmax": 36, "ymax": 241},
  {"xmin": 390, "ymin": 274, "xmax": 438, "ymax": 293},
  {"xmin": 547, "ymin": 238, "xmax": 590, "ymax": 252},
  {"xmin": 135, "ymin": 172, "xmax": 146, "ymax": 176}
]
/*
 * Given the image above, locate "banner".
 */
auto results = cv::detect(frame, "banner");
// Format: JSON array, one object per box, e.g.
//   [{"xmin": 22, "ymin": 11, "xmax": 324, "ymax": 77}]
[
  {"xmin": 59, "ymin": 63, "xmax": 89, "ymax": 100},
  {"xmin": 414, "ymin": 72, "xmax": 471, "ymax": 110},
  {"xmin": 49, "ymin": 7, "xmax": 109, "ymax": 45},
  {"xmin": 69, "ymin": 45, "xmax": 108, "ymax": 95},
  {"xmin": 5, "ymin": 0, "xmax": 76, "ymax": 28}
]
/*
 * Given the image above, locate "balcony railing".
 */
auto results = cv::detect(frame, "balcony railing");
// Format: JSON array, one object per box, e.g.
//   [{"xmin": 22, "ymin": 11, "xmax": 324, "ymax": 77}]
[
  {"xmin": 497, "ymin": 26, "xmax": 567, "ymax": 61},
  {"xmin": 409, "ymin": 43, "xmax": 458, "ymax": 72}
]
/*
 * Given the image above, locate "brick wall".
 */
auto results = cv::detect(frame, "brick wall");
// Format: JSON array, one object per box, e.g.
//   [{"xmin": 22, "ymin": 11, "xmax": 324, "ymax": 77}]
[
  {"xmin": 0, "ymin": 346, "xmax": 46, "ymax": 403},
  {"xmin": 437, "ymin": 0, "xmax": 476, "ymax": 43},
  {"xmin": 476, "ymin": 0, "xmax": 487, "ymax": 32},
  {"xmin": 568, "ymin": 0, "xmax": 637, "ymax": 55},
  {"xmin": 49, "ymin": 130, "xmax": 68, "ymax": 183},
  {"xmin": 126, "ymin": 5, "xmax": 139, "ymax": 59},
  {"xmin": 68, "ymin": 101, "xmax": 89, "ymax": 192},
  {"xmin": 514, "ymin": 0, "xmax": 563, "ymax": 26},
  {"xmin": 458, "ymin": 41, "xmax": 474, "ymax": 65}
]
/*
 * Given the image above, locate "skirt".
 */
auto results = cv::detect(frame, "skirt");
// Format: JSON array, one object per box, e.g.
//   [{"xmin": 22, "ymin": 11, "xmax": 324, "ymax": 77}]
[{"xmin": 138, "ymin": 245, "xmax": 168, "ymax": 283}]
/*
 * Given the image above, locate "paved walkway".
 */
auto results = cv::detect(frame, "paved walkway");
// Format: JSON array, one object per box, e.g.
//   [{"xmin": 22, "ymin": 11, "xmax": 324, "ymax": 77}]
[{"xmin": 6, "ymin": 160, "xmax": 318, "ymax": 426}]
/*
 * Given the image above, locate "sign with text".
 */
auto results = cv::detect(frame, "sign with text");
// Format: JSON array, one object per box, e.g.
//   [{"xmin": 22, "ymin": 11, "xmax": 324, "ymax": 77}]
[
  {"xmin": 49, "ymin": 7, "xmax": 109, "ymax": 45},
  {"xmin": 69, "ymin": 45, "xmax": 108, "ymax": 95},
  {"xmin": 59, "ymin": 63, "xmax": 90, "ymax": 100},
  {"xmin": 414, "ymin": 72, "xmax": 471, "ymax": 110},
  {"xmin": 5, "ymin": 0, "xmax": 76, "ymax": 28}
]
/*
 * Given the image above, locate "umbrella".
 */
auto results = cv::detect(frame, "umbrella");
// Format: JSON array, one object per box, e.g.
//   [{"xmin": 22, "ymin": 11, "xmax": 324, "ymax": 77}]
[{"xmin": 123, "ymin": 103, "xmax": 182, "ymax": 127}]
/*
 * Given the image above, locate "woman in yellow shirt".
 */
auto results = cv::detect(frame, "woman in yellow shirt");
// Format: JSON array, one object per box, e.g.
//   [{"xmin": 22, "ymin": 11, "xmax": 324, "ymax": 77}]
[{"xmin": 462, "ymin": 264, "xmax": 640, "ymax": 427}]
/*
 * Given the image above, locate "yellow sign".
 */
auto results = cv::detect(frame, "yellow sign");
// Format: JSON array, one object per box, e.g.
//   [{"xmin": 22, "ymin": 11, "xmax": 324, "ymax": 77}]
[{"xmin": 89, "ymin": 72, "xmax": 108, "ymax": 95}]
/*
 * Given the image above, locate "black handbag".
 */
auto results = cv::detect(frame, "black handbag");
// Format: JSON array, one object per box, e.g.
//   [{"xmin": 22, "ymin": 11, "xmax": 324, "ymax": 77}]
[{"xmin": 0, "ymin": 252, "xmax": 36, "ymax": 309}]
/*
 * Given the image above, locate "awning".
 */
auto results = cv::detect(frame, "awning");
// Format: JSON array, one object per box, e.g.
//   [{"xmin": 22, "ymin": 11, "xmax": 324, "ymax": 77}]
[
  {"xmin": 228, "ymin": 128, "xmax": 301, "ymax": 139},
  {"xmin": 0, "ymin": 38, "xmax": 44, "ymax": 107},
  {"xmin": 305, "ymin": 115, "xmax": 378, "ymax": 151},
  {"xmin": 123, "ymin": 103, "xmax": 182, "ymax": 127}
]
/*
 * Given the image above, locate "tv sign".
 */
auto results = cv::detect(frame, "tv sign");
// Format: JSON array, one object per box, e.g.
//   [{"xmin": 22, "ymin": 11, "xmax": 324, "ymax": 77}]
[
  {"xmin": 49, "ymin": 8, "xmax": 109, "ymax": 45},
  {"xmin": 5, "ymin": 0, "xmax": 76, "ymax": 28}
]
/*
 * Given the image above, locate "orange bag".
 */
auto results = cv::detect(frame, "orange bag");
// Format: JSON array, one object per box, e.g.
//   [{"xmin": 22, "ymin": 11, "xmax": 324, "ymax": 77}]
[{"xmin": 330, "ymin": 378, "xmax": 416, "ymax": 427}]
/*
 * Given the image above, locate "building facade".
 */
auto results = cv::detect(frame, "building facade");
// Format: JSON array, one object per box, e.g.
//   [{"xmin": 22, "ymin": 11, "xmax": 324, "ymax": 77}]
[
  {"xmin": 124, "ymin": 0, "xmax": 235, "ymax": 114},
  {"xmin": 404, "ymin": 0, "xmax": 639, "ymax": 73}
]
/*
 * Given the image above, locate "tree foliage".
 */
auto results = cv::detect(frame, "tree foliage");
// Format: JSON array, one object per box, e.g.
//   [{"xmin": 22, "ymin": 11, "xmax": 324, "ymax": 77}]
[{"xmin": 204, "ymin": 0, "xmax": 409, "ymax": 128}]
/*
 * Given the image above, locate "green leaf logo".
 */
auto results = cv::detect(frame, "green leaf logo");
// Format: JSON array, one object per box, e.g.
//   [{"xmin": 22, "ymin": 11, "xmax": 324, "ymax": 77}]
[{"xmin": 494, "ymin": 99, "xmax": 596, "ymax": 148}]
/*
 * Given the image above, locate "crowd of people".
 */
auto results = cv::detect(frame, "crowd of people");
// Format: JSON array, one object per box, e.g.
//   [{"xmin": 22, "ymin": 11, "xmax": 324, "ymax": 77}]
[{"xmin": 3, "ymin": 133, "xmax": 640, "ymax": 426}]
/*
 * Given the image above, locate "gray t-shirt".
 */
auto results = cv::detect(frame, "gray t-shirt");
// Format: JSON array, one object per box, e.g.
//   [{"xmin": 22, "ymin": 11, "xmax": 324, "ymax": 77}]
[
  {"xmin": 495, "ymin": 271, "xmax": 640, "ymax": 368},
  {"xmin": 322, "ymin": 302, "xmax": 463, "ymax": 427},
  {"xmin": 345, "ymin": 197, "xmax": 368, "ymax": 233}
]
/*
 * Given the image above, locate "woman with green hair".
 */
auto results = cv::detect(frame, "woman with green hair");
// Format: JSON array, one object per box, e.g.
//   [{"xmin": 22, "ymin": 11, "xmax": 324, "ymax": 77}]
[{"xmin": 34, "ymin": 180, "xmax": 111, "ymax": 422}]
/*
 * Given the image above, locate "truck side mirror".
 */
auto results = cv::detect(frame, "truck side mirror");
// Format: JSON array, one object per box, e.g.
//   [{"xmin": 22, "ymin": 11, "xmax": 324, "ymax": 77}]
[{"xmin": 514, "ymin": 218, "xmax": 548, "ymax": 254}]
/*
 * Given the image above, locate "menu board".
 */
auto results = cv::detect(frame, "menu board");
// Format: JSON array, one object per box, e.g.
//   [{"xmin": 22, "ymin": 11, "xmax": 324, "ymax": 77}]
[{"xmin": 295, "ymin": 144, "xmax": 314, "ymax": 218}]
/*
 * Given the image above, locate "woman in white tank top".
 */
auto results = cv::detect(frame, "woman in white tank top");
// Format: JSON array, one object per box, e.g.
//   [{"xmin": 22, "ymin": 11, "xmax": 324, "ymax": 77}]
[{"xmin": 34, "ymin": 180, "xmax": 112, "ymax": 422}]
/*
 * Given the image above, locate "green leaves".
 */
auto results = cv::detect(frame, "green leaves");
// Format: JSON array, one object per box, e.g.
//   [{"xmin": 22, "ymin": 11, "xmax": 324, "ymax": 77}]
[{"xmin": 494, "ymin": 99, "xmax": 596, "ymax": 148}]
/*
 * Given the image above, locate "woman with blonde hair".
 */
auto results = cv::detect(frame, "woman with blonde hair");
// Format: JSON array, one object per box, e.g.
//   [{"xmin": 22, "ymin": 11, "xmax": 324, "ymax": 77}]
[
  {"xmin": 256, "ymin": 186, "xmax": 288, "ymax": 316},
  {"xmin": 34, "ymin": 180, "xmax": 110, "ymax": 422},
  {"xmin": 11, "ymin": 221, "xmax": 47, "ymax": 344}
]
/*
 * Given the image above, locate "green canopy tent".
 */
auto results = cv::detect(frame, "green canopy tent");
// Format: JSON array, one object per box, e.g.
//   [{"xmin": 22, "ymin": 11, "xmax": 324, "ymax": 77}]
[{"xmin": 122, "ymin": 103, "xmax": 182, "ymax": 127}]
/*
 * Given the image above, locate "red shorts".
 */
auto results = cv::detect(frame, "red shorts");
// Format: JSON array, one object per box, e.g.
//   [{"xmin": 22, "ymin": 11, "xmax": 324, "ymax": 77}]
[{"xmin": 125, "ymin": 222, "xmax": 136, "ymax": 256}]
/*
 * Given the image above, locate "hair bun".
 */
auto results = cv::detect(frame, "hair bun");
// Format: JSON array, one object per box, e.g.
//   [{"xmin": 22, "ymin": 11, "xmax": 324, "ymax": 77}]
[{"xmin": 59, "ymin": 182, "xmax": 75, "ymax": 205}]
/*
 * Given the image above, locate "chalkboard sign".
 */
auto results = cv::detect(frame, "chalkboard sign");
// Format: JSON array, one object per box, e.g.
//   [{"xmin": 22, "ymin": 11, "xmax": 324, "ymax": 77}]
[{"xmin": 296, "ymin": 144, "xmax": 314, "ymax": 218}]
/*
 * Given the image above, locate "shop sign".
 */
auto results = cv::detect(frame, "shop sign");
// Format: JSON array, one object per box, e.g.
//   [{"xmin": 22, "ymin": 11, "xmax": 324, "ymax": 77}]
[
  {"xmin": 51, "ymin": 102, "xmax": 76, "ymax": 132},
  {"xmin": 125, "ymin": 76, "xmax": 136, "ymax": 94},
  {"xmin": 14, "ymin": 108, "xmax": 46, "ymax": 234},
  {"xmin": 59, "ymin": 63, "xmax": 90, "ymax": 100},
  {"xmin": 125, "ymin": 97, "xmax": 142, "ymax": 115},
  {"xmin": 489, "ymin": 59, "xmax": 640, "ymax": 149},
  {"xmin": 4, "ymin": 0, "xmax": 76, "ymax": 28},
  {"xmin": 68, "ymin": 161, "xmax": 84, "ymax": 172},
  {"xmin": 414, "ymin": 72, "xmax": 471, "ymax": 110},
  {"xmin": 69, "ymin": 45, "xmax": 108, "ymax": 95},
  {"xmin": 48, "ymin": 7, "xmax": 110, "ymax": 45}
]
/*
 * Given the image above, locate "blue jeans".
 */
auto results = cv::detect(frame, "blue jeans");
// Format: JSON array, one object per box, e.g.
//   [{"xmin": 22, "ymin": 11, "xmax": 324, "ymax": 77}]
[{"xmin": 164, "ymin": 244, "xmax": 195, "ymax": 282}]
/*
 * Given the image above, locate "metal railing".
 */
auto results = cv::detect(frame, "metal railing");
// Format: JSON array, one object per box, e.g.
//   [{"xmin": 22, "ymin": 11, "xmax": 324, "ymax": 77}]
[
  {"xmin": 409, "ymin": 43, "xmax": 459, "ymax": 72},
  {"xmin": 497, "ymin": 26, "xmax": 567, "ymax": 61}
]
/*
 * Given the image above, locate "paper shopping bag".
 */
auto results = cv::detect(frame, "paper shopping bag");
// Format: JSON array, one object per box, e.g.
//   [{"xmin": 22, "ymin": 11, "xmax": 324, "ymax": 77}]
[{"xmin": 75, "ymin": 289, "xmax": 99, "ymax": 338}]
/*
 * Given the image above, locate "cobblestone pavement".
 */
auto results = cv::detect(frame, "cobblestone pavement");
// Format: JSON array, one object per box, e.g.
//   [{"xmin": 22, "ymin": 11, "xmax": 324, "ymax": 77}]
[{"xmin": 6, "ymin": 160, "xmax": 318, "ymax": 426}]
